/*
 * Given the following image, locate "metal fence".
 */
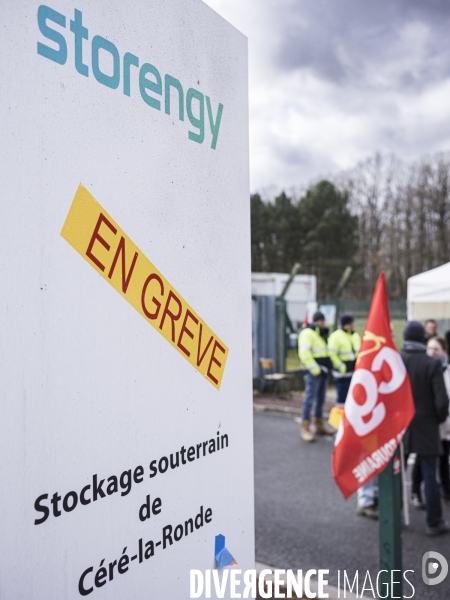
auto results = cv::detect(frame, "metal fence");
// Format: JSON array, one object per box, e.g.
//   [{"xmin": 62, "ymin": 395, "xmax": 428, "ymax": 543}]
[
  {"xmin": 252, "ymin": 295, "xmax": 277, "ymax": 378},
  {"xmin": 317, "ymin": 299, "xmax": 407, "ymax": 320}
]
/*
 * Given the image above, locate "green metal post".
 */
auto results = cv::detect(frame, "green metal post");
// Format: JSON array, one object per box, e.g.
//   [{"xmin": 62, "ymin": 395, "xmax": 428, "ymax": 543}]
[
  {"xmin": 378, "ymin": 448, "xmax": 402, "ymax": 599},
  {"xmin": 275, "ymin": 263, "xmax": 300, "ymax": 374},
  {"xmin": 279, "ymin": 263, "xmax": 301, "ymax": 300},
  {"xmin": 332, "ymin": 296, "xmax": 340, "ymax": 332},
  {"xmin": 331, "ymin": 266, "xmax": 353, "ymax": 330},
  {"xmin": 275, "ymin": 297, "xmax": 286, "ymax": 373}
]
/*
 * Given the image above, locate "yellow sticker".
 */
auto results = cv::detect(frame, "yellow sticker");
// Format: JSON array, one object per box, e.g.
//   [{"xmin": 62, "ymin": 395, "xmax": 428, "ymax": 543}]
[
  {"xmin": 61, "ymin": 184, "xmax": 228, "ymax": 389},
  {"xmin": 328, "ymin": 405, "xmax": 344, "ymax": 430}
]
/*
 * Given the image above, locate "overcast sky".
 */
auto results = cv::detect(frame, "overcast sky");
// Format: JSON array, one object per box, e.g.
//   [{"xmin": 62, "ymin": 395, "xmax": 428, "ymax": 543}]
[{"xmin": 203, "ymin": 0, "xmax": 450, "ymax": 193}]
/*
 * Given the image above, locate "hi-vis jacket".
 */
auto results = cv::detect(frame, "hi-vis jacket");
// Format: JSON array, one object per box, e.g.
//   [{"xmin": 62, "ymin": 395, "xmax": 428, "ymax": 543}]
[
  {"xmin": 298, "ymin": 325, "xmax": 332, "ymax": 376},
  {"xmin": 327, "ymin": 329, "xmax": 361, "ymax": 377}
]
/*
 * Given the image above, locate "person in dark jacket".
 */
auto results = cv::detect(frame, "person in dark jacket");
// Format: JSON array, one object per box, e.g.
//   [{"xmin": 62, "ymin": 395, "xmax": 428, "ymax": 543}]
[{"xmin": 401, "ymin": 321, "xmax": 450, "ymax": 536}]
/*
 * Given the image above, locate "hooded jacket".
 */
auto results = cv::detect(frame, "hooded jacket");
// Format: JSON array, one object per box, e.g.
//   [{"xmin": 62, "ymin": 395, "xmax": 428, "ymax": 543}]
[
  {"xmin": 401, "ymin": 341, "xmax": 449, "ymax": 455},
  {"xmin": 298, "ymin": 324, "xmax": 332, "ymax": 376},
  {"xmin": 327, "ymin": 328, "xmax": 361, "ymax": 377}
]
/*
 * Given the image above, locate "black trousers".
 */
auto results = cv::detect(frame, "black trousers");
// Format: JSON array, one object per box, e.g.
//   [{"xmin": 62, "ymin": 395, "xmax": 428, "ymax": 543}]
[
  {"xmin": 409, "ymin": 455, "xmax": 443, "ymax": 527},
  {"xmin": 412, "ymin": 441, "xmax": 450, "ymax": 497}
]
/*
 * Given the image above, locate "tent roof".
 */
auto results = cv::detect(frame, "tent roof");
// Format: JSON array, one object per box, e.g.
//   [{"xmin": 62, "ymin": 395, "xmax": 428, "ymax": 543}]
[{"xmin": 407, "ymin": 262, "xmax": 450, "ymax": 303}]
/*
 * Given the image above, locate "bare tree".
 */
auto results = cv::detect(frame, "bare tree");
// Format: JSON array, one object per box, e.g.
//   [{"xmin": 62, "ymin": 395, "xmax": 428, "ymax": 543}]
[{"xmin": 335, "ymin": 151, "xmax": 450, "ymax": 299}]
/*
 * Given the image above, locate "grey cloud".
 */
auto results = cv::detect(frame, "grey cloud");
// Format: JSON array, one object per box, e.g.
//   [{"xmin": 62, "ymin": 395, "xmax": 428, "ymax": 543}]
[
  {"xmin": 275, "ymin": 0, "xmax": 450, "ymax": 90},
  {"xmin": 204, "ymin": 0, "xmax": 450, "ymax": 189},
  {"xmin": 275, "ymin": 143, "xmax": 313, "ymax": 166}
]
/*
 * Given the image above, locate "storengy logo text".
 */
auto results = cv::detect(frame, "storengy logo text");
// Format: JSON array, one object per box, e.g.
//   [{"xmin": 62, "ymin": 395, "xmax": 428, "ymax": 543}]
[{"xmin": 37, "ymin": 5, "xmax": 224, "ymax": 149}]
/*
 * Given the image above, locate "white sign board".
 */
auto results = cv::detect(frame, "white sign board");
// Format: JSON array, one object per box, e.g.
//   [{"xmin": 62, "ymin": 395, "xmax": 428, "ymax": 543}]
[{"xmin": 0, "ymin": 1, "xmax": 253, "ymax": 598}]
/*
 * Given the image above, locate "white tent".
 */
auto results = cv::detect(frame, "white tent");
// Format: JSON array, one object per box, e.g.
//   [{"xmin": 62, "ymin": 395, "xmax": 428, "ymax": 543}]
[
  {"xmin": 251, "ymin": 272, "xmax": 316, "ymax": 326},
  {"xmin": 407, "ymin": 262, "xmax": 450, "ymax": 320}
]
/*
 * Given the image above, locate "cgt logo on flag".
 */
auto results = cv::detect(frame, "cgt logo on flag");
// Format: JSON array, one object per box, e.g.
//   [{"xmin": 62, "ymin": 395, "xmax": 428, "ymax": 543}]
[{"xmin": 332, "ymin": 272, "xmax": 415, "ymax": 498}]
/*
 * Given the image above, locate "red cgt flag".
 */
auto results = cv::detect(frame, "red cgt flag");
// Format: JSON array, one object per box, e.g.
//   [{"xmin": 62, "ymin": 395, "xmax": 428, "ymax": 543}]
[{"xmin": 332, "ymin": 272, "xmax": 415, "ymax": 499}]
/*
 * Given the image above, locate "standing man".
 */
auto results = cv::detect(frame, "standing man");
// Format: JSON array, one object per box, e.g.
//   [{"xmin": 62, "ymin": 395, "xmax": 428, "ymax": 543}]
[
  {"xmin": 328, "ymin": 314, "xmax": 361, "ymax": 405},
  {"xmin": 401, "ymin": 321, "xmax": 450, "ymax": 536},
  {"xmin": 424, "ymin": 319, "xmax": 438, "ymax": 342},
  {"xmin": 298, "ymin": 311, "xmax": 334, "ymax": 442}
]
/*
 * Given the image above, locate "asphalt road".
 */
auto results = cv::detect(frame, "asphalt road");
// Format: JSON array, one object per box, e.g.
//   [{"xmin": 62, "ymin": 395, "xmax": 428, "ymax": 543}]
[{"xmin": 254, "ymin": 412, "xmax": 450, "ymax": 600}]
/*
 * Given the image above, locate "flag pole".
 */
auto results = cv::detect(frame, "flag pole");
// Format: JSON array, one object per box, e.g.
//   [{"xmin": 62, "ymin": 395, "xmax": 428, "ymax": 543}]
[
  {"xmin": 400, "ymin": 441, "xmax": 410, "ymax": 526},
  {"xmin": 378, "ymin": 447, "xmax": 403, "ymax": 599}
]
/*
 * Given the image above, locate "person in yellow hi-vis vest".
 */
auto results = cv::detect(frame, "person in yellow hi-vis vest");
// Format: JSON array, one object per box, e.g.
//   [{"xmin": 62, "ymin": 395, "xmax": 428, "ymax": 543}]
[
  {"xmin": 328, "ymin": 314, "xmax": 361, "ymax": 405},
  {"xmin": 298, "ymin": 311, "xmax": 335, "ymax": 442}
]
